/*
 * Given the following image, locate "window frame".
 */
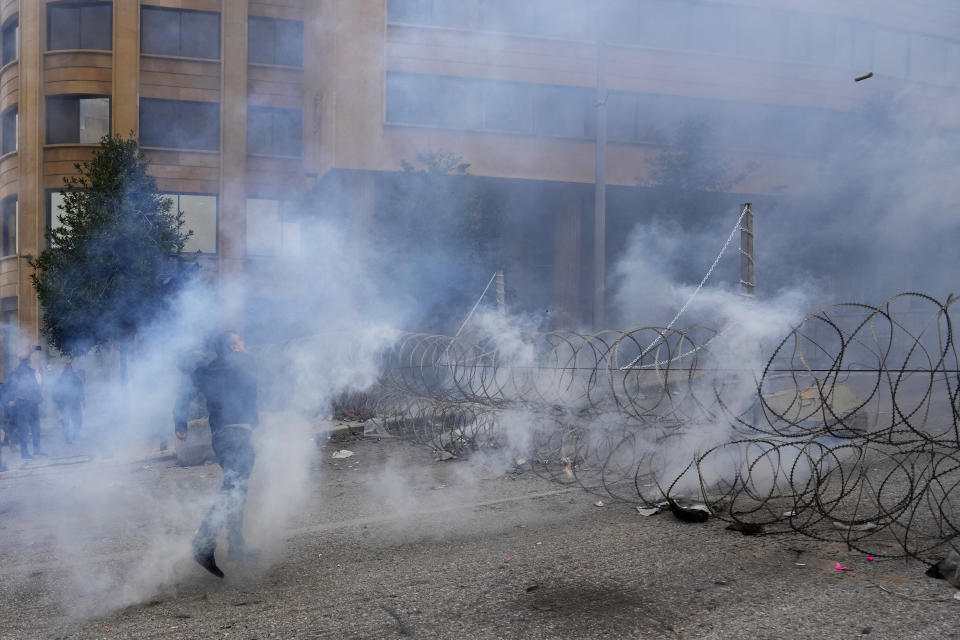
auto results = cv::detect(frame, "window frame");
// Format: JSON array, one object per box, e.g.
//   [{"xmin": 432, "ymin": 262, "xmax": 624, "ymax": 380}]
[
  {"xmin": 247, "ymin": 15, "xmax": 304, "ymax": 67},
  {"xmin": 1, "ymin": 195, "xmax": 17, "ymax": 257},
  {"xmin": 140, "ymin": 5, "xmax": 221, "ymax": 60},
  {"xmin": 46, "ymin": 1, "xmax": 113, "ymax": 52},
  {"xmin": 246, "ymin": 106, "xmax": 303, "ymax": 157},
  {"xmin": 45, "ymin": 95, "xmax": 112, "ymax": 145},
  {"xmin": 139, "ymin": 97, "xmax": 221, "ymax": 151},
  {"xmin": 162, "ymin": 191, "xmax": 219, "ymax": 255},
  {"xmin": 1, "ymin": 106, "xmax": 16, "ymax": 155},
  {"xmin": 1, "ymin": 16, "xmax": 17, "ymax": 66}
]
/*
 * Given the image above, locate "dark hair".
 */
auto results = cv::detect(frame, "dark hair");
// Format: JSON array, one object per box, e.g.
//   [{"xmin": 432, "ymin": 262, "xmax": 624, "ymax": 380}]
[{"xmin": 214, "ymin": 331, "xmax": 238, "ymax": 357}]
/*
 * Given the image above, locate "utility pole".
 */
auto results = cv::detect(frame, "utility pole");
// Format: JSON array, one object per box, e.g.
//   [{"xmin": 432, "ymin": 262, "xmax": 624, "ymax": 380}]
[
  {"xmin": 739, "ymin": 203, "xmax": 755, "ymax": 296},
  {"xmin": 593, "ymin": 0, "xmax": 608, "ymax": 328},
  {"xmin": 495, "ymin": 269, "xmax": 506, "ymax": 315}
]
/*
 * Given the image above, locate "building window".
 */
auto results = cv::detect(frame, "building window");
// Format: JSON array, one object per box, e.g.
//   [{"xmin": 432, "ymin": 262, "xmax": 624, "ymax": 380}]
[
  {"xmin": 141, "ymin": 6, "xmax": 220, "ymax": 60},
  {"xmin": 1, "ymin": 196, "xmax": 16, "ymax": 257},
  {"xmin": 247, "ymin": 107, "xmax": 302, "ymax": 156},
  {"xmin": 47, "ymin": 191, "xmax": 69, "ymax": 244},
  {"xmin": 532, "ymin": 85, "xmax": 593, "ymax": 139},
  {"xmin": 164, "ymin": 193, "xmax": 217, "ymax": 254},
  {"xmin": 246, "ymin": 198, "xmax": 300, "ymax": 256},
  {"xmin": 46, "ymin": 96, "xmax": 110, "ymax": 144},
  {"xmin": 248, "ymin": 16, "xmax": 303, "ymax": 66},
  {"xmin": 139, "ymin": 98, "xmax": 220, "ymax": 150},
  {"xmin": 387, "ymin": 0, "xmax": 593, "ymax": 41},
  {"xmin": 386, "ymin": 73, "xmax": 483, "ymax": 130},
  {"xmin": 47, "ymin": 2, "xmax": 112, "ymax": 51},
  {"xmin": 387, "ymin": 72, "xmax": 599, "ymax": 138},
  {"xmin": 1, "ymin": 17, "xmax": 17, "ymax": 65},
  {"xmin": 1, "ymin": 107, "xmax": 16, "ymax": 154},
  {"xmin": 481, "ymin": 83, "xmax": 533, "ymax": 134}
]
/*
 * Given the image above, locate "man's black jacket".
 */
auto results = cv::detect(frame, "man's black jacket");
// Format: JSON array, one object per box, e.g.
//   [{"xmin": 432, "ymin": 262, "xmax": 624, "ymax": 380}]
[{"xmin": 174, "ymin": 352, "xmax": 259, "ymax": 436}]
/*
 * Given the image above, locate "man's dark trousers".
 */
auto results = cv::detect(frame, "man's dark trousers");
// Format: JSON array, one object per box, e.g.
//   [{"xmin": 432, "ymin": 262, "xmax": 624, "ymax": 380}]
[{"xmin": 193, "ymin": 425, "xmax": 255, "ymax": 556}]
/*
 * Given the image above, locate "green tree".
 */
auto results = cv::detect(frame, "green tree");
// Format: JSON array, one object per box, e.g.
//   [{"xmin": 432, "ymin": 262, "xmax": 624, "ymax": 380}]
[{"xmin": 31, "ymin": 134, "xmax": 193, "ymax": 356}]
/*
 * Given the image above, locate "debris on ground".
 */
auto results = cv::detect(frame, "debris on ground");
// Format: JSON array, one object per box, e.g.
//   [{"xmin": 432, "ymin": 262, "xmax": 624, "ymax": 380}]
[
  {"xmin": 926, "ymin": 550, "xmax": 960, "ymax": 587},
  {"xmin": 594, "ymin": 500, "xmax": 605, "ymax": 507},
  {"xmin": 667, "ymin": 499, "xmax": 711, "ymax": 523},
  {"xmin": 636, "ymin": 506, "xmax": 660, "ymax": 517},
  {"xmin": 725, "ymin": 522, "xmax": 764, "ymax": 536},
  {"xmin": 332, "ymin": 450, "xmax": 354, "ymax": 459},
  {"xmin": 526, "ymin": 583, "xmax": 539, "ymax": 592},
  {"xmin": 362, "ymin": 418, "xmax": 390, "ymax": 439},
  {"xmin": 433, "ymin": 450, "xmax": 456, "ymax": 461},
  {"xmin": 835, "ymin": 563, "xmax": 854, "ymax": 571}
]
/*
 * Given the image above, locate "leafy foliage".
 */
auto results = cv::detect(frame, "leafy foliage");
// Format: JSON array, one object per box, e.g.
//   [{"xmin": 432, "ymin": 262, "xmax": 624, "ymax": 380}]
[{"xmin": 31, "ymin": 134, "xmax": 193, "ymax": 356}]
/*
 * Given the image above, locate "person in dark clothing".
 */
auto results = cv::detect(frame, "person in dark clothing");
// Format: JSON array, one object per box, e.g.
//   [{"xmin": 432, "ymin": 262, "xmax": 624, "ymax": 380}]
[
  {"xmin": 53, "ymin": 361, "xmax": 85, "ymax": 444},
  {"xmin": 174, "ymin": 331, "xmax": 259, "ymax": 579},
  {"xmin": 7, "ymin": 353, "xmax": 45, "ymax": 459}
]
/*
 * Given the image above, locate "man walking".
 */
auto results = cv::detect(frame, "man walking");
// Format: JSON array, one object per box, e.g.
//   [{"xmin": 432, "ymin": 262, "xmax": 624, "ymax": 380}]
[
  {"xmin": 53, "ymin": 360, "xmax": 84, "ymax": 444},
  {"xmin": 174, "ymin": 331, "xmax": 259, "ymax": 579},
  {"xmin": 7, "ymin": 349, "xmax": 46, "ymax": 459}
]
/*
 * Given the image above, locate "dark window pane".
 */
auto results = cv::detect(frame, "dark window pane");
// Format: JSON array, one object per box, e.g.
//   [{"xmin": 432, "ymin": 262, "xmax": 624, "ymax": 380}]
[
  {"xmin": 482, "ymin": 82, "xmax": 532, "ymax": 133},
  {"xmin": 434, "ymin": 77, "xmax": 482, "ymax": 129},
  {"xmin": 248, "ymin": 107, "xmax": 302, "ymax": 156},
  {"xmin": 386, "ymin": 72, "xmax": 425, "ymax": 124},
  {"xmin": 48, "ymin": 3, "xmax": 111, "ymax": 51},
  {"xmin": 47, "ymin": 95, "xmax": 109, "ymax": 144},
  {"xmin": 2, "ymin": 107, "xmax": 16, "ymax": 154},
  {"xmin": 534, "ymin": 86, "xmax": 591, "ymax": 138},
  {"xmin": 179, "ymin": 100, "xmax": 220, "ymax": 150},
  {"xmin": 688, "ymin": 4, "xmax": 739, "ymax": 55},
  {"xmin": 48, "ymin": 5, "xmax": 80, "ymax": 50},
  {"xmin": 80, "ymin": 4, "xmax": 112, "ymax": 50},
  {"xmin": 247, "ymin": 106, "xmax": 272, "ymax": 153},
  {"xmin": 387, "ymin": 0, "xmax": 433, "ymax": 23},
  {"xmin": 2, "ymin": 19, "xmax": 17, "ymax": 65},
  {"xmin": 141, "ymin": 7, "xmax": 180, "ymax": 56},
  {"xmin": 1, "ymin": 197, "xmax": 15, "ymax": 257},
  {"xmin": 139, "ymin": 98, "xmax": 174, "ymax": 147},
  {"xmin": 180, "ymin": 10, "xmax": 219, "ymax": 59},
  {"xmin": 736, "ymin": 8, "xmax": 785, "ymax": 60},
  {"xmin": 274, "ymin": 19, "xmax": 303, "ymax": 66},
  {"xmin": 273, "ymin": 108, "xmax": 302, "ymax": 156},
  {"xmin": 47, "ymin": 96, "xmax": 81, "ymax": 143},
  {"xmin": 248, "ymin": 16, "xmax": 276, "ymax": 64},
  {"xmin": 141, "ymin": 98, "xmax": 218, "ymax": 150},
  {"xmin": 607, "ymin": 92, "xmax": 636, "ymax": 143}
]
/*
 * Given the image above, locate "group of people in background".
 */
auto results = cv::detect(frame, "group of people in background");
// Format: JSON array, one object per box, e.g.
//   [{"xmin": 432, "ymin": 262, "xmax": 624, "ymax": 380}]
[{"xmin": 0, "ymin": 347, "xmax": 85, "ymax": 469}]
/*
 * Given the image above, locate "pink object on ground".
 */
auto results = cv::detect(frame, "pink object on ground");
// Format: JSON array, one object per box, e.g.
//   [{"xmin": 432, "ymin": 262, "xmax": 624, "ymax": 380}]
[{"xmin": 835, "ymin": 563, "xmax": 854, "ymax": 571}]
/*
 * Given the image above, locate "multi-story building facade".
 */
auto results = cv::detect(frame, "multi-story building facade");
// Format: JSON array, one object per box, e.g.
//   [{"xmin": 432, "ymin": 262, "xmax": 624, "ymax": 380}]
[{"xmin": 1, "ymin": 0, "xmax": 957, "ymax": 373}]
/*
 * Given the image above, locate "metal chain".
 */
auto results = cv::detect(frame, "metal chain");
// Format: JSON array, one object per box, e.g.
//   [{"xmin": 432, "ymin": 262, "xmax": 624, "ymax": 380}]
[{"xmin": 621, "ymin": 204, "xmax": 751, "ymax": 370}]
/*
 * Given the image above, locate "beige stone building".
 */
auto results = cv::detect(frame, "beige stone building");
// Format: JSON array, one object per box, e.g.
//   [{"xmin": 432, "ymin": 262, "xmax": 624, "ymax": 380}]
[{"xmin": 1, "ymin": 0, "xmax": 957, "ymax": 372}]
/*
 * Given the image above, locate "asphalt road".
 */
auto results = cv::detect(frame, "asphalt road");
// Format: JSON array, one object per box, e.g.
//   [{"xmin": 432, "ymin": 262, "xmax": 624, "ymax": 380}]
[{"xmin": 1, "ymin": 432, "xmax": 958, "ymax": 640}]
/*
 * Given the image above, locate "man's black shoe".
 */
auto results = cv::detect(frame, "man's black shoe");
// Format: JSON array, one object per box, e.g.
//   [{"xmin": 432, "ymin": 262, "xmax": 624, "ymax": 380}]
[{"xmin": 192, "ymin": 548, "xmax": 224, "ymax": 579}]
